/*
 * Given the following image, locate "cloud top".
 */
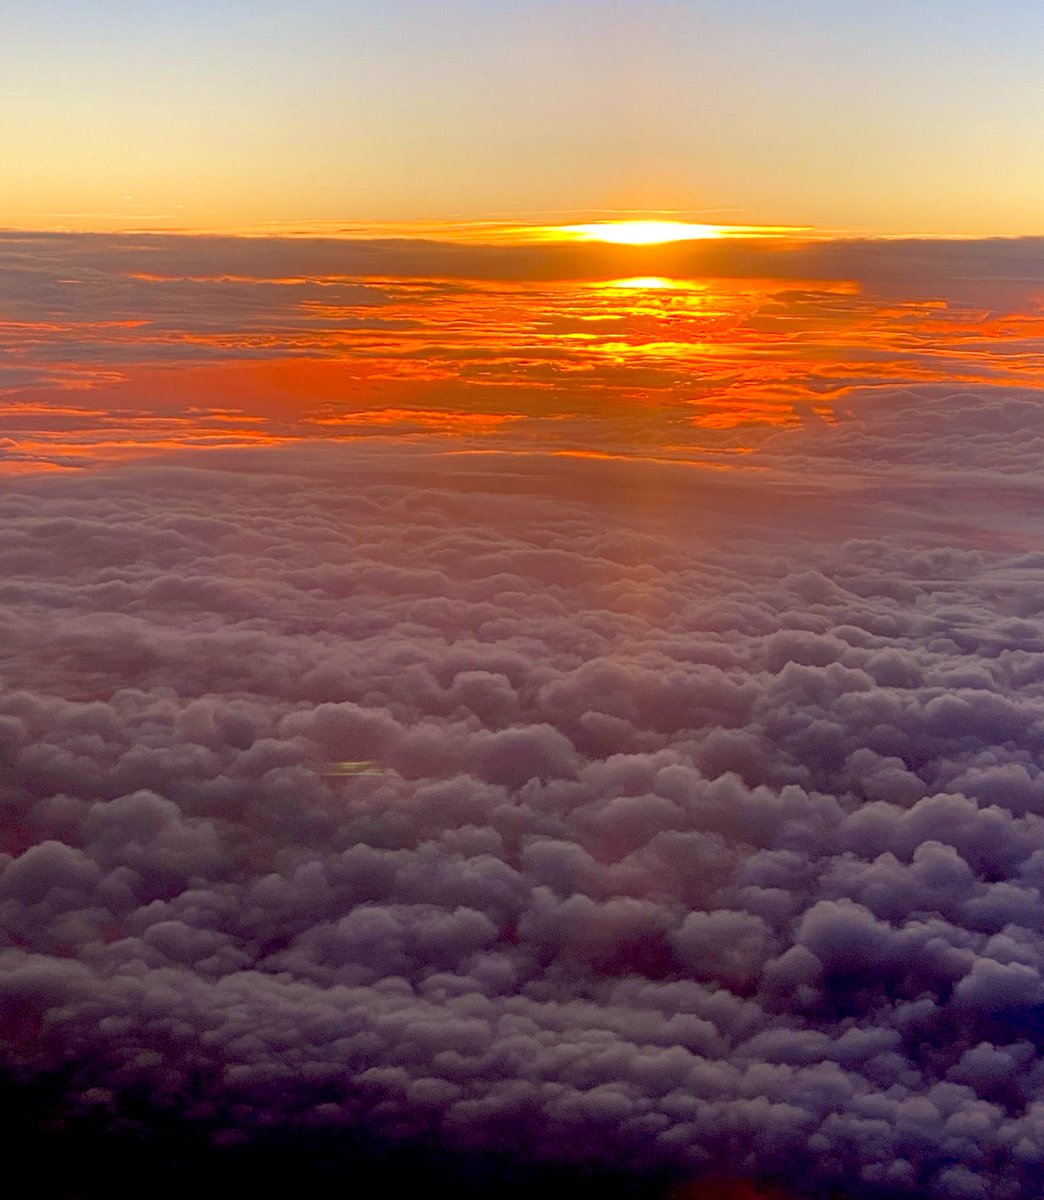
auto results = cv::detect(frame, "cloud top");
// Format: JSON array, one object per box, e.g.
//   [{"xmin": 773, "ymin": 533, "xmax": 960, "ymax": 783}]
[
  {"xmin": 4, "ymin": 231, "xmax": 1044, "ymax": 472},
  {"xmin": 3, "ymin": 423, "xmax": 1044, "ymax": 1197}
]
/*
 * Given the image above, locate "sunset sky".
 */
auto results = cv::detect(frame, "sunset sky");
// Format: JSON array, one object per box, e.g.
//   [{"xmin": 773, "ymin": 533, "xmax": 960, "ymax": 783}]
[
  {"xmin": 6, "ymin": 6, "xmax": 1044, "ymax": 1200},
  {"xmin": 5, "ymin": 0, "xmax": 1044, "ymax": 234}
]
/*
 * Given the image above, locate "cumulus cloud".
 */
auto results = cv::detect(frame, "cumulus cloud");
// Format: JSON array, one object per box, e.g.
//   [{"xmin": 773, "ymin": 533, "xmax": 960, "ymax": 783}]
[{"xmin": 3, "ymin": 411, "xmax": 1044, "ymax": 1198}]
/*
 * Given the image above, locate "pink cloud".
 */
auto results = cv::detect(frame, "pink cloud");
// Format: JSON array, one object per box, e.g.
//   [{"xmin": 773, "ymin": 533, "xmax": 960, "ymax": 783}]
[{"xmin": 2, "ymin": 427, "xmax": 1044, "ymax": 1196}]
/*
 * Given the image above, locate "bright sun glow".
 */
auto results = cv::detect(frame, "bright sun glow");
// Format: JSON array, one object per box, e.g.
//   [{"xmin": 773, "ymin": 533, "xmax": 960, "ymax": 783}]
[
  {"xmin": 596, "ymin": 276, "xmax": 700, "ymax": 290},
  {"xmin": 560, "ymin": 220, "xmax": 725, "ymax": 245}
]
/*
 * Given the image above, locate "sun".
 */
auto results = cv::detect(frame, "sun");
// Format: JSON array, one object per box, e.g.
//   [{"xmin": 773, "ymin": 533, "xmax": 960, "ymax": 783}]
[
  {"xmin": 558, "ymin": 220, "xmax": 725, "ymax": 245},
  {"xmin": 596, "ymin": 276, "xmax": 701, "ymax": 290}
]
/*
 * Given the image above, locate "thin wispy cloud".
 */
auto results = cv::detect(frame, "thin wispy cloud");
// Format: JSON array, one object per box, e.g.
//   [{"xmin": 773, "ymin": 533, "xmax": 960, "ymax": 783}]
[{"xmin": 4, "ymin": 231, "xmax": 1044, "ymax": 473}]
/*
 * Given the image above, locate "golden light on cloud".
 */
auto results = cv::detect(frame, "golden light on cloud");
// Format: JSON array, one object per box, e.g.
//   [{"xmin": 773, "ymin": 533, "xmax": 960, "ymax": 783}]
[
  {"xmin": 561, "ymin": 220, "xmax": 725, "ymax": 245},
  {"xmin": 218, "ymin": 218, "xmax": 804, "ymax": 247}
]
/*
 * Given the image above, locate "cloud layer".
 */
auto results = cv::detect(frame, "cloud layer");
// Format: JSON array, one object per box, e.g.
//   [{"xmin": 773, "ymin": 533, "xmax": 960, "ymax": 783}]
[
  {"xmin": 4, "ymin": 404, "xmax": 1044, "ymax": 1198},
  {"xmin": 4, "ymin": 230, "xmax": 1044, "ymax": 473}
]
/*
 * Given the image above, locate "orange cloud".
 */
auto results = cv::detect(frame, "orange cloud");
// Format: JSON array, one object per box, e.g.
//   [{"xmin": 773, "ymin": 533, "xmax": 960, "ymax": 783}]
[{"xmin": 6, "ymin": 230, "xmax": 1044, "ymax": 472}]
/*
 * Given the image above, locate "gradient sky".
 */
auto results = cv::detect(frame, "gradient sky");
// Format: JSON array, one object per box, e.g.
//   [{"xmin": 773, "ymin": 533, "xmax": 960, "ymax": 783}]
[{"xmin": 4, "ymin": 0, "xmax": 1044, "ymax": 234}]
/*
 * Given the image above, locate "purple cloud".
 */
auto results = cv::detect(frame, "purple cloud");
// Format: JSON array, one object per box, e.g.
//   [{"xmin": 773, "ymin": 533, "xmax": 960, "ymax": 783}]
[{"xmin": 3, "ymin": 401, "xmax": 1044, "ymax": 1197}]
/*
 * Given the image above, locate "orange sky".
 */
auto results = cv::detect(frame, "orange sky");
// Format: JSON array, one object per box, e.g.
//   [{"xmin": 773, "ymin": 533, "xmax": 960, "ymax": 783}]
[{"xmin": 5, "ymin": 3, "xmax": 1044, "ymax": 236}]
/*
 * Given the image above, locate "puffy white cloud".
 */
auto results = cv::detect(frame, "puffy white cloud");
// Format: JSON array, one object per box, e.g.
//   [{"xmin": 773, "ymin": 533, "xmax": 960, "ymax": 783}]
[{"xmin": 4, "ymin": 419, "xmax": 1044, "ymax": 1196}]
